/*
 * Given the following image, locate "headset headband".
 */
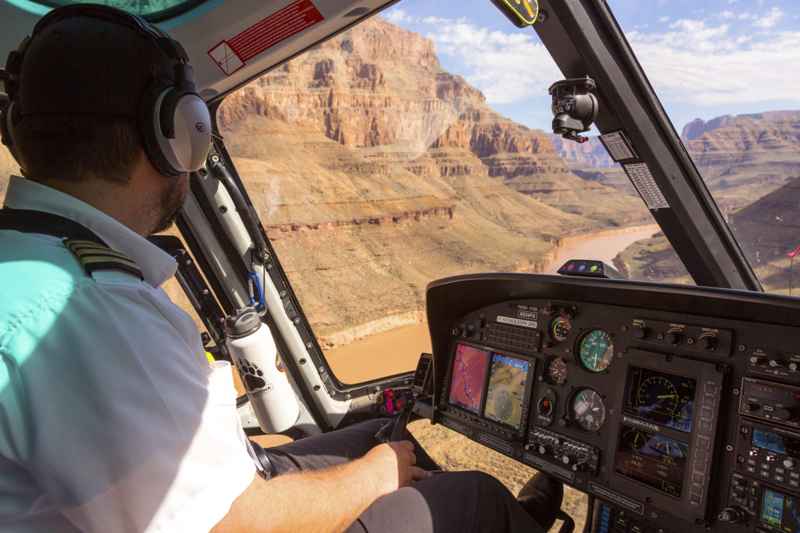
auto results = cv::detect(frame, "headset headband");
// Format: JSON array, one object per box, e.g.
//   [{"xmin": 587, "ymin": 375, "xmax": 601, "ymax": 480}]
[{"xmin": 32, "ymin": 4, "xmax": 188, "ymax": 63}]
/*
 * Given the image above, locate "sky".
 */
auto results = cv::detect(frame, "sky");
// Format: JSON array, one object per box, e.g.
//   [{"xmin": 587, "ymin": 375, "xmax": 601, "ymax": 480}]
[{"xmin": 381, "ymin": 0, "xmax": 800, "ymax": 132}]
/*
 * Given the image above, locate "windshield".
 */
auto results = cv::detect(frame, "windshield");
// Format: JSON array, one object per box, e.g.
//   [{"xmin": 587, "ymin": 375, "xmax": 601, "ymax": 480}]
[
  {"xmin": 31, "ymin": 0, "xmax": 205, "ymax": 20},
  {"xmin": 219, "ymin": 1, "xmax": 693, "ymax": 384},
  {"xmin": 609, "ymin": 0, "xmax": 800, "ymax": 295}
]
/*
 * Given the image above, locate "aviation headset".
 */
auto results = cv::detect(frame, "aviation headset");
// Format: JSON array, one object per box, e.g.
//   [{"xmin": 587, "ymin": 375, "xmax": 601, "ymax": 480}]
[{"xmin": 0, "ymin": 4, "xmax": 212, "ymax": 177}]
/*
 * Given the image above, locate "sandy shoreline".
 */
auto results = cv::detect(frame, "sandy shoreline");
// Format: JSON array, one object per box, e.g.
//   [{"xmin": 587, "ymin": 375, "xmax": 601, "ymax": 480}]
[
  {"xmin": 326, "ymin": 223, "xmax": 660, "ymax": 382},
  {"xmin": 541, "ymin": 223, "xmax": 661, "ymax": 273}
]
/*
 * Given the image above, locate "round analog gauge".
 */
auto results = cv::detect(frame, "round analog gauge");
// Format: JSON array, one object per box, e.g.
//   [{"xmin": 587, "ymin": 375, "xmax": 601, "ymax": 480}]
[
  {"xmin": 578, "ymin": 330, "xmax": 614, "ymax": 373},
  {"xmin": 547, "ymin": 358, "xmax": 568, "ymax": 385},
  {"xmin": 621, "ymin": 427, "xmax": 648, "ymax": 452},
  {"xmin": 572, "ymin": 389, "xmax": 607, "ymax": 432},
  {"xmin": 636, "ymin": 375, "xmax": 679, "ymax": 419},
  {"xmin": 550, "ymin": 316, "xmax": 572, "ymax": 342}
]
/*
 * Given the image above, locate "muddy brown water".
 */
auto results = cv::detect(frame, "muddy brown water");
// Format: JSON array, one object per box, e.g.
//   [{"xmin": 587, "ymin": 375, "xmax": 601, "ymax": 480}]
[{"xmin": 323, "ymin": 225, "xmax": 660, "ymax": 531}]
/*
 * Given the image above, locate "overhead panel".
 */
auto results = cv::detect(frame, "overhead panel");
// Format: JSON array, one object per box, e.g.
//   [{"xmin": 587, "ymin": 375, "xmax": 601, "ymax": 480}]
[{"xmin": 0, "ymin": 0, "xmax": 395, "ymax": 101}]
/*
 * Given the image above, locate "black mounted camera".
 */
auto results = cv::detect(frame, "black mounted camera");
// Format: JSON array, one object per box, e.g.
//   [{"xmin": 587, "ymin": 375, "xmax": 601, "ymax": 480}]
[{"xmin": 549, "ymin": 76, "xmax": 598, "ymax": 144}]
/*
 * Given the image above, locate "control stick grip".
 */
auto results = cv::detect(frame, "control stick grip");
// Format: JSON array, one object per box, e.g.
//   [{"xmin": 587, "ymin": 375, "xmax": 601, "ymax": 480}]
[{"xmin": 389, "ymin": 405, "xmax": 414, "ymax": 441}]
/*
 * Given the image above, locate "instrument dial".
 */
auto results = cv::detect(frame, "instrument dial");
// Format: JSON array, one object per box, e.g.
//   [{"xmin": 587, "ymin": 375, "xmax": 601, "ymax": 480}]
[
  {"xmin": 571, "ymin": 388, "xmax": 607, "ymax": 432},
  {"xmin": 578, "ymin": 330, "xmax": 614, "ymax": 373},
  {"xmin": 550, "ymin": 316, "xmax": 572, "ymax": 342},
  {"xmin": 636, "ymin": 375, "xmax": 679, "ymax": 421},
  {"xmin": 546, "ymin": 358, "xmax": 568, "ymax": 385},
  {"xmin": 621, "ymin": 427, "xmax": 648, "ymax": 452}
]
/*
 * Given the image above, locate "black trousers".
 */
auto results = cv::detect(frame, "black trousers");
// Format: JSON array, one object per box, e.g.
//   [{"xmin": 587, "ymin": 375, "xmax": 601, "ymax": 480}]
[{"xmin": 265, "ymin": 419, "xmax": 544, "ymax": 533}]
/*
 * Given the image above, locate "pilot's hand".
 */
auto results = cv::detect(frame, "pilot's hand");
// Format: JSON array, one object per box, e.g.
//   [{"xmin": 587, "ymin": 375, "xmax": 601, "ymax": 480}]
[{"xmin": 362, "ymin": 440, "xmax": 432, "ymax": 496}]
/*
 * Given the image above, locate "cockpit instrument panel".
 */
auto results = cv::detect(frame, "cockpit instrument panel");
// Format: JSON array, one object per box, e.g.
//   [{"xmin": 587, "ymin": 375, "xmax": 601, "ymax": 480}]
[
  {"xmin": 579, "ymin": 329, "xmax": 614, "ymax": 373},
  {"xmin": 625, "ymin": 367, "xmax": 696, "ymax": 433},
  {"xmin": 423, "ymin": 273, "xmax": 800, "ymax": 533}
]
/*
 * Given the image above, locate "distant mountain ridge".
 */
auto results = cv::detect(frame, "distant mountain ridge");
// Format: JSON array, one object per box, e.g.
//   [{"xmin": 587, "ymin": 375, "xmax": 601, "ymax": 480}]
[
  {"xmin": 616, "ymin": 109, "xmax": 800, "ymax": 289},
  {"xmin": 551, "ymin": 135, "xmax": 616, "ymax": 169}
]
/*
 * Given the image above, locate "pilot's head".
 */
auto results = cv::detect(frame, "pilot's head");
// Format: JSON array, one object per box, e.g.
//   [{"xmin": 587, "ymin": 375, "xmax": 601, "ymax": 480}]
[{"xmin": 0, "ymin": 4, "xmax": 211, "ymax": 234}]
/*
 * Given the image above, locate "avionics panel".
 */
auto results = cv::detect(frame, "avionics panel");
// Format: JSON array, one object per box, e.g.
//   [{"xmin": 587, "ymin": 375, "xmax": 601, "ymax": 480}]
[
  {"xmin": 424, "ymin": 274, "xmax": 800, "ymax": 533},
  {"xmin": 441, "ymin": 341, "xmax": 536, "ymax": 444},
  {"xmin": 608, "ymin": 349, "xmax": 722, "ymax": 521}
]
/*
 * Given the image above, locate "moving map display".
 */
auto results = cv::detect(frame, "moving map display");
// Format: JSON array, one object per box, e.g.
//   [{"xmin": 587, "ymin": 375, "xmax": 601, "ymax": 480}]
[
  {"xmin": 484, "ymin": 354, "xmax": 531, "ymax": 430},
  {"xmin": 448, "ymin": 343, "xmax": 490, "ymax": 414}
]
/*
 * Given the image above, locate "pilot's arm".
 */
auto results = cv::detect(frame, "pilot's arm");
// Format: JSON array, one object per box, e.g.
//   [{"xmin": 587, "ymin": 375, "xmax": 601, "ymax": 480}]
[{"xmin": 0, "ymin": 277, "xmax": 255, "ymax": 532}]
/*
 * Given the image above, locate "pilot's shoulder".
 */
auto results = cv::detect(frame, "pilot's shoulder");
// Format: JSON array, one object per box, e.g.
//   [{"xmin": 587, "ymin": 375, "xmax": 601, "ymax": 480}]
[{"xmin": 63, "ymin": 239, "xmax": 144, "ymax": 283}]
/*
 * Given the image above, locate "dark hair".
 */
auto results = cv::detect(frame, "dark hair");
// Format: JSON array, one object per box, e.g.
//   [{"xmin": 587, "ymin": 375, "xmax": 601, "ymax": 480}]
[{"xmin": 12, "ymin": 114, "xmax": 142, "ymax": 183}]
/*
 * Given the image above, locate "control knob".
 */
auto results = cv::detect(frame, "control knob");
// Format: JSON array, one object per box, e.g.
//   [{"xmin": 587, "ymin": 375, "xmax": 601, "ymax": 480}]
[
  {"xmin": 718, "ymin": 507, "xmax": 746, "ymax": 524},
  {"xmin": 538, "ymin": 444, "xmax": 549, "ymax": 455},
  {"xmin": 632, "ymin": 326, "xmax": 649, "ymax": 340},
  {"xmin": 784, "ymin": 458, "xmax": 796, "ymax": 469},
  {"xmin": 769, "ymin": 359, "xmax": 783, "ymax": 369},
  {"xmin": 666, "ymin": 331, "xmax": 683, "ymax": 345},
  {"xmin": 699, "ymin": 334, "xmax": 718, "ymax": 351}
]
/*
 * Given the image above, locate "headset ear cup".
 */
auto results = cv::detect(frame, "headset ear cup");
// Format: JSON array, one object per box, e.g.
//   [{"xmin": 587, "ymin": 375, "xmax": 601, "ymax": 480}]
[
  {"xmin": 1, "ymin": 101, "xmax": 22, "ymax": 166},
  {"xmin": 139, "ymin": 83, "xmax": 180, "ymax": 176},
  {"xmin": 171, "ymin": 93, "xmax": 212, "ymax": 172},
  {"xmin": 156, "ymin": 91, "xmax": 211, "ymax": 174}
]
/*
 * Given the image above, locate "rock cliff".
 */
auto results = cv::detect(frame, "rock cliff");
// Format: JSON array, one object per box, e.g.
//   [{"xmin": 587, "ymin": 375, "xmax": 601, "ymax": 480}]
[
  {"xmin": 551, "ymin": 135, "xmax": 616, "ymax": 169},
  {"xmin": 218, "ymin": 17, "xmax": 649, "ymax": 344},
  {"xmin": 617, "ymin": 110, "xmax": 800, "ymax": 290},
  {"xmin": 681, "ymin": 110, "xmax": 800, "ymax": 213}
]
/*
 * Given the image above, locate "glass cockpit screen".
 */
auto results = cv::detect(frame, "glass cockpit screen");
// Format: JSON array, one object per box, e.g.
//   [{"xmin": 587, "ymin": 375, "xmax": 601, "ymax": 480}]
[
  {"xmin": 615, "ymin": 427, "xmax": 690, "ymax": 498},
  {"xmin": 484, "ymin": 353, "xmax": 531, "ymax": 430},
  {"xmin": 448, "ymin": 344, "xmax": 491, "ymax": 414},
  {"xmin": 624, "ymin": 367, "xmax": 697, "ymax": 432},
  {"xmin": 761, "ymin": 488, "xmax": 800, "ymax": 532}
]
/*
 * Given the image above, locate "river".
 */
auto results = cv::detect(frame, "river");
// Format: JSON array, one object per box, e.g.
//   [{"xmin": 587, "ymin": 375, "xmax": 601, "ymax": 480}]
[{"xmin": 327, "ymin": 224, "xmax": 660, "ymax": 384}]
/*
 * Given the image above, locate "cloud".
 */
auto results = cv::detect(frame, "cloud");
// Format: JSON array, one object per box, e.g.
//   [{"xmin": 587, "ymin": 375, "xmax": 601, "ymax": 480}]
[
  {"xmin": 626, "ymin": 18, "xmax": 800, "ymax": 107},
  {"xmin": 389, "ymin": 10, "xmax": 800, "ymax": 115},
  {"xmin": 421, "ymin": 19, "xmax": 561, "ymax": 106},
  {"xmin": 383, "ymin": 8, "xmax": 415, "ymax": 25},
  {"xmin": 754, "ymin": 7, "xmax": 784, "ymax": 28}
]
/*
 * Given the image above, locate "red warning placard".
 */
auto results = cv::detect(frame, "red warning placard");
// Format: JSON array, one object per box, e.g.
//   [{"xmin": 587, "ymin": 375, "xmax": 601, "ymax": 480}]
[{"xmin": 209, "ymin": 0, "xmax": 324, "ymax": 76}]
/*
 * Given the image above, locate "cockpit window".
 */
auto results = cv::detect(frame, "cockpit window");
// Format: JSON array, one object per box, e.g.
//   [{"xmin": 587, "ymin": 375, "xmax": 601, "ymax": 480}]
[
  {"xmin": 218, "ymin": 1, "xmax": 693, "ymax": 385},
  {"xmin": 610, "ymin": 0, "xmax": 800, "ymax": 296},
  {"xmin": 32, "ymin": 0, "xmax": 206, "ymax": 21}
]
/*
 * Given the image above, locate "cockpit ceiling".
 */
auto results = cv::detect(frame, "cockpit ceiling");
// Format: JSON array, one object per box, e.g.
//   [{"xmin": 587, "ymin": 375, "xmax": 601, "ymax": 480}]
[{"xmin": 0, "ymin": 0, "xmax": 395, "ymax": 103}]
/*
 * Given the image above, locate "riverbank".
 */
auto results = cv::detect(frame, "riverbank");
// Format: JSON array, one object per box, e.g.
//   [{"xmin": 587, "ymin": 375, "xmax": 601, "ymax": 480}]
[
  {"xmin": 540, "ymin": 223, "xmax": 660, "ymax": 273},
  {"xmin": 326, "ymin": 223, "xmax": 661, "ymax": 382}
]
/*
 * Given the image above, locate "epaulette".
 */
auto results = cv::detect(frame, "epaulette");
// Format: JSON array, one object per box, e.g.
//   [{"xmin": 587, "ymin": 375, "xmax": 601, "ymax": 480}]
[{"xmin": 64, "ymin": 239, "xmax": 144, "ymax": 280}]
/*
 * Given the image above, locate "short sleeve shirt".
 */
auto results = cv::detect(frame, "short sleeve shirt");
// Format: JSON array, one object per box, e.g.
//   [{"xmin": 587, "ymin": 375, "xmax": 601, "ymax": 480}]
[{"xmin": 0, "ymin": 176, "xmax": 255, "ymax": 532}]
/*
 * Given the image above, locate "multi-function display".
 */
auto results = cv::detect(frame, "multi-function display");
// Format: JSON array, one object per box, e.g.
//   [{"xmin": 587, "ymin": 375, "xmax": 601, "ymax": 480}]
[
  {"xmin": 448, "ymin": 343, "xmax": 532, "ymax": 431},
  {"xmin": 625, "ymin": 367, "xmax": 697, "ymax": 433},
  {"xmin": 615, "ymin": 427, "xmax": 689, "ymax": 498},
  {"xmin": 448, "ymin": 343, "xmax": 490, "ymax": 414},
  {"xmin": 753, "ymin": 428, "xmax": 800, "ymax": 457},
  {"xmin": 761, "ymin": 488, "xmax": 800, "ymax": 532},
  {"xmin": 484, "ymin": 354, "xmax": 531, "ymax": 430}
]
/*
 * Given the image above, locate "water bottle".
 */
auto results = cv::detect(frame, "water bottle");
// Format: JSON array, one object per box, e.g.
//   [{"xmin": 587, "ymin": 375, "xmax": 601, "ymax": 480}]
[{"xmin": 225, "ymin": 308, "xmax": 300, "ymax": 433}]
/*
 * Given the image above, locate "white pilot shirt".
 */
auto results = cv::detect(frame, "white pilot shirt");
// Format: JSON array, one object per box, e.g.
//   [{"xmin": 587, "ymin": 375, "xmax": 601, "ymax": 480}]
[{"xmin": 0, "ymin": 176, "xmax": 255, "ymax": 532}]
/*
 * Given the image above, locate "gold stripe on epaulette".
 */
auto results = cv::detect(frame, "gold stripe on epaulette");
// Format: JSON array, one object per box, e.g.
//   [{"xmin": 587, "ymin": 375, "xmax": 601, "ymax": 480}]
[
  {"xmin": 71, "ymin": 246, "xmax": 135, "ymax": 263},
  {"xmin": 64, "ymin": 239, "xmax": 144, "ymax": 280}
]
